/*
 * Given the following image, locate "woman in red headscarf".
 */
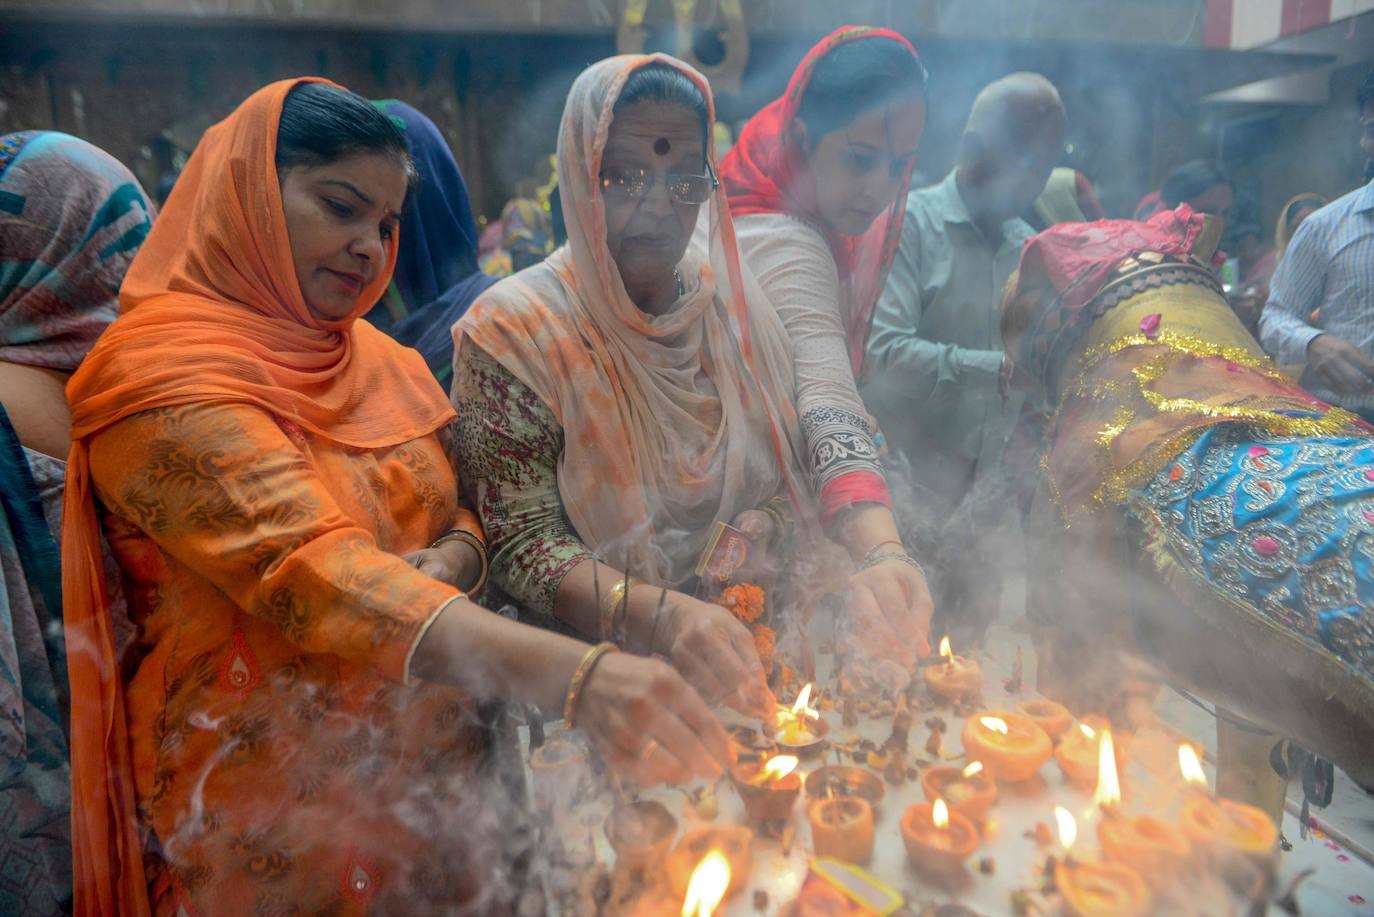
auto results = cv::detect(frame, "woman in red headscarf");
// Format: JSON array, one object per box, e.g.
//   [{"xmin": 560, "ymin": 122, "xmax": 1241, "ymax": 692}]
[
  {"xmin": 63, "ymin": 78, "xmax": 732, "ymax": 916},
  {"xmin": 722, "ymin": 27, "xmax": 933, "ymax": 667}
]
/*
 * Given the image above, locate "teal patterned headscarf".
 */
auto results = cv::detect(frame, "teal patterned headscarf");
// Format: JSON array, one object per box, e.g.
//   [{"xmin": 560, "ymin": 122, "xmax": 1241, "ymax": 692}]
[{"xmin": 0, "ymin": 131, "xmax": 154, "ymax": 372}]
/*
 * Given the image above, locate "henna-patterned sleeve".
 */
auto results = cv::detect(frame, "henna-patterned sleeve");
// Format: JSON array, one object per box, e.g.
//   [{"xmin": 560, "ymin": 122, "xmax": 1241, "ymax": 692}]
[
  {"xmin": 735, "ymin": 213, "xmax": 892, "ymax": 527},
  {"xmin": 451, "ymin": 342, "xmax": 593, "ymax": 617},
  {"xmin": 87, "ymin": 402, "xmax": 462, "ymax": 682}
]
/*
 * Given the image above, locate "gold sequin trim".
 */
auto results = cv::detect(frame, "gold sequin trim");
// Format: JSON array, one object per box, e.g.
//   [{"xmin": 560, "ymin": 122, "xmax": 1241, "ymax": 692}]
[
  {"xmin": 1080, "ymin": 331, "xmax": 1277, "ymax": 377},
  {"xmin": 1096, "ymin": 406, "xmax": 1136, "ymax": 446}
]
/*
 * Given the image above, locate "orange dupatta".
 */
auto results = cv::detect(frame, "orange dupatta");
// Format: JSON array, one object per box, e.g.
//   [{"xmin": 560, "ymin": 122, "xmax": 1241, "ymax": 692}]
[{"xmin": 62, "ymin": 78, "xmax": 455, "ymax": 916}]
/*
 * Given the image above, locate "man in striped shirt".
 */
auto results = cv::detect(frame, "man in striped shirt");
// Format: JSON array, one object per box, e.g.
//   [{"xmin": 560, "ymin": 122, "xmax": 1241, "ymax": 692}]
[{"xmin": 1258, "ymin": 70, "xmax": 1374, "ymax": 420}]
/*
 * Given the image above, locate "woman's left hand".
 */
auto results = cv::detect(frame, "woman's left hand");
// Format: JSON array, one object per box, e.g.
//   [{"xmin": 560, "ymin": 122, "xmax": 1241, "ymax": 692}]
[
  {"xmin": 847, "ymin": 557, "xmax": 933, "ymax": 669},
  {"xmin": 403, "ymin": 537, "xmax": 483, "ymax": 592}
]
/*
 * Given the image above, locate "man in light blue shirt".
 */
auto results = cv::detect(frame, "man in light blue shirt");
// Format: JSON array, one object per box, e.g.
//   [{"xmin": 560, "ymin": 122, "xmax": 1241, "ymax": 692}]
[
  {"xmin": 1259, "ymin": 69, "xmax": 1374, "ymax": 419},
  {"xmin": 862, "ymin": 73, "xmax": 1065, "ymax": 640}
]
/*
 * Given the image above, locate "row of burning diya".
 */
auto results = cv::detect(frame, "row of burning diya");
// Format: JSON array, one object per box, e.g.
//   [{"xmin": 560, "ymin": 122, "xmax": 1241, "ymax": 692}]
[
  {"xmin": 1035, "ymin": 740, "xmax": 1282, "ymax": 916},
  {"xmin": 594, "ymin": 634, "xmax": 1282, "ymax": 916}
]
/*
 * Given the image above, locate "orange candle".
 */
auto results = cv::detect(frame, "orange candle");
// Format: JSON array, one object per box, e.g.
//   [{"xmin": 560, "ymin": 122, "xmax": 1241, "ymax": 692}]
[
  {"xmin": 920, "ymin": 761, "xmax": 997, "ymax": 823},
  {"xmin": 900, "ymin": 799, "xmax": 979, "ymax": 875},
  {"xmin": 923, "ymin": 635, "xmax": 983, "ymax": 702},
  {"xmin": 1055, "ymin": 718, "xmax": 1128, "ymax": 788},
  {"xmin": 1054, "ymin": 860, "xmax": 1151, "ymax": 917},
  {"xmin": 668, "ymin": 825, "xmax": 753, "ymax": 903},
  {"xmin": 806, "ymin": 796, "xmax": 875, "ymax": 865},
  {"xmin": 680, "ymin": 849, "xmax": 731, "ymax": 917},
  {"xmin": 1056, "ymin": 722, "xmax": 1100, "ymax": 787},
  {"xmin": 961, "ymin": 712, "xmax": 1051, "ymax": 782},
  {"xmin": 1179, "ymin": 795, "xmax": 1278, "ymax": 861},
  {"xmin": 732, "ymin": 754, "xmax": 802, "ymax": 822},
  {"xmin": 1176, "ymin": 743, "xmax": 1278, "ymax": 864},
  {"xmin": 1098, "ymin": 812, "xmax": 1190, "ymax": 884},
  {"xmin": 1019, "ymin": 698, "xmax": 1074, "ymax": 739}
]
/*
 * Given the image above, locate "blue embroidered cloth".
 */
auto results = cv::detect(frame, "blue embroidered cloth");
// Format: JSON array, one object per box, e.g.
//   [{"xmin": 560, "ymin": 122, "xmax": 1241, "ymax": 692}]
[{"xmin": 1138, "ymin": 423, "xmax": 1374, "ymax": 681}]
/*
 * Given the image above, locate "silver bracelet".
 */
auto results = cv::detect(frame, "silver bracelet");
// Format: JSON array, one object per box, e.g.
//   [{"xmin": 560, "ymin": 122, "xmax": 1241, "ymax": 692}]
[{"xmin": 858, "ymin": 549, "xmax": 926, "ymax": 577}]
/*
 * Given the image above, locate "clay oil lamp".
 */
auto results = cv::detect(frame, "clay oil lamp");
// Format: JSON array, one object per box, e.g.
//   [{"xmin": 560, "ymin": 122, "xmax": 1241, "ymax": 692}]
[
  {"xmin": 961, "ymin": 712, "xmax": 1052, "ymax": 783},
  {"xmin": 679, "ymin": 849, "xmax": 731, "ymax": 917},
  {"xmin": 732, "ymin": 754, "xmax": 802, "ymax": 822},
  {"xmin": 920, "ymin": 760, "xmax": 997, "ymax": 824},
  {"xmin": 804, "ymin": 765, "xmax": 885, "ymax": 813},
  {"xmin": 807, "ymin": 795, "xmax": 875, "ymax": 865},
  {"xmin": 923, "ymin": 635, "xmax": 983, "ymax": 702},
  {"xmin": 900, "ymin": 798, "xmax": 979, "ymax": 877},
  {"xmin": 727, "ymin": 724, "xmax": 778, "ymax": 765},
  {"xmin": 668, "ymin": 825, "xmax": 753, "ymax": 904},
  {"xmin": 1176, "ymin": 744, "xmax": 1278, "ymax": 866},
  {"xmin": 775, "ymin": 683, "xmax": 830, "ymax": 756},
  {"xmin": 605, "ymin": 800, "xmax": 679, "ymax": 878},
  {"xmin": 529, "ymin": 738, "xmax": 590, "ymax": 814},
  {"xmin": 1019, "ymin": 698, "xmax": 1074, "ymax": 740},
  {"xmin": 1051, "ymin": 807, "xmax": 1151, "ymax": 917}
]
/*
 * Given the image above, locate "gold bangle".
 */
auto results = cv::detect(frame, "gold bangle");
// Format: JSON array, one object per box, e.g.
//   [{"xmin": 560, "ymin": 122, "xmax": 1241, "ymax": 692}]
[
  {"xmin": 612, "ymin": 583, "xmax": 634, "ymax": 647},
  {"xmin": 601, "ymin": 579, "xmax": 628, "ymax": 643},
  {"xmin": 562, "ymin": 642, "xmax": 619, "ymax": 730},
  {"xmin": 430, "ymin": 529, "xmax": 489, "ymax": 594}
]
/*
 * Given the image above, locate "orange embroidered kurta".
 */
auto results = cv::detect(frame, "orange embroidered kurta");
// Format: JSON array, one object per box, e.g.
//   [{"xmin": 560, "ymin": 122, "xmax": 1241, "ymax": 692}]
[{"xmin": 88, "ymin": 402, "xmax": 495, "ymax": 915}]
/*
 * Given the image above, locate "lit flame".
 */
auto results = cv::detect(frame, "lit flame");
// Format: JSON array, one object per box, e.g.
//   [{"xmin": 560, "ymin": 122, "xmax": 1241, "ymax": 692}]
[
  {"xmin": 962, "ymin": 761, "xmax": 984, "ymax": 779},
  {"xmin": 681, "ymin": 849, "xmax": 731, "ymax": 917},
  {"xmin": 1178, "ymin": 743, "xmax": 1208, "ymax": 789},
  {"xmin": 757, "ymin": 754, "xmax": 799, "ymax": 784},
  {"xmin": 1054, "ymin": 805, "xmax": 1077, "ymax": 853},
  {"xmin": 938, "ymin": 635, "xmax": 953, "ymax": 660},
  {"xmin": 1094, "ymin": 727, "xmax": 1121, "ymax": 807},
  {"xmin": 932, "ymin": 797, "xmax": 950, "ymax": 830},
  {"xmin": 980, "ymin": 716, "xmax": 1009, "ymax": 735},
  {"xmin": 1079, "ymin": 723, "xmax": 1096, "ymax": 739},
  {"xmin": 789, "ymin": 683, "xmax": 819, "ymax": 720}
]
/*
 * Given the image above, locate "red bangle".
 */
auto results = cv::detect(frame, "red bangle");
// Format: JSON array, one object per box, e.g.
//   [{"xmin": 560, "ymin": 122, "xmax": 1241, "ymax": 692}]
[{"xmin": 819, "ymin": 471, "xmax": 891, "ymax": 528}]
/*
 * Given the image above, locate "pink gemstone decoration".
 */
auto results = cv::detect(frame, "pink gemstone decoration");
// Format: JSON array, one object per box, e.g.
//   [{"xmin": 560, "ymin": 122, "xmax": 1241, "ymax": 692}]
[
  {"xmin": 1252, "ymin": 537, "xmax": 1281, "ymax": 558},
  {"xmin": 1365, "ymin": 469, "xmax": 1374, "ymax": 481},
  {"xmin": 1248, "ymin": 446, "xmax": 1269, "ymax": 458},
  {"xmin": 1140, "ymin": 313, "xmax": 1162, "ymax": 339},
  {"xmin": 1226, "ymin": 361, "xmax": 1242, "ymax": 372}
]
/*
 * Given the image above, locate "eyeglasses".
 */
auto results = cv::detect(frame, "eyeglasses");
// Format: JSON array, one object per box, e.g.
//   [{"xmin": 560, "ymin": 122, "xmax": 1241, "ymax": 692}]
[{"xmin": 598, "ymin": 161, "xmax": 719, "ymax": 205}]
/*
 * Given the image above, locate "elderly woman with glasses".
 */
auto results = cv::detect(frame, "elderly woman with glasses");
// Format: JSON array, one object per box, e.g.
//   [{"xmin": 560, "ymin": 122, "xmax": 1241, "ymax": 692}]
[{"xmin": 453, "ymin": 55, "xmax": 825, "ymax": 779}]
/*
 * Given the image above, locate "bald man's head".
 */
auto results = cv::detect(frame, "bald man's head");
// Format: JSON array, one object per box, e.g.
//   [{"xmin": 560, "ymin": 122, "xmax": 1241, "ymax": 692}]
[{"xmin": 957, "ymin": 73, "xmax": 1067, "ymax": 226}]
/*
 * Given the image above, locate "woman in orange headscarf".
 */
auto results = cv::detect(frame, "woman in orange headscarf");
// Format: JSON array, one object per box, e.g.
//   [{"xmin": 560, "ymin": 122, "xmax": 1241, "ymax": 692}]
[{"xmin": 63, "ymin": 78, "xmax": 731, "ymax": 916}]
